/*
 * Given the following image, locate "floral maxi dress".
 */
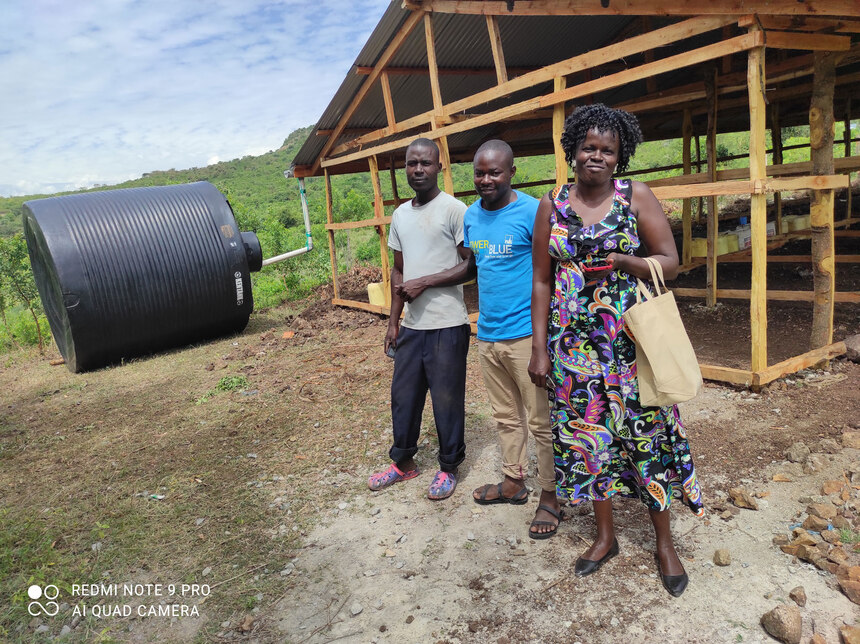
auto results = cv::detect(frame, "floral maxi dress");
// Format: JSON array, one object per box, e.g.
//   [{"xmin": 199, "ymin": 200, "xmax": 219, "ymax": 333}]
[{"xmin": 547, "ymin": 180, "xmax": 703, "ymax": 515}]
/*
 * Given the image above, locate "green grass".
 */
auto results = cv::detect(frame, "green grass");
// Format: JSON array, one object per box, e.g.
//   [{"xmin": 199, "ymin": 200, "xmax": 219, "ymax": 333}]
[
  {"xmin": 216, "ymin": 375, "xmax": 250, "ymax": 392},
  {"xmin": 0, "ymin": 318, "xmax": 311, "ymax": 642},
  {"xmin": 0, "ymin": 508, "xmax": 94, "ymax": 639},
  {"xmin": 839, "ymin": 528, "xmax": 860, "ymax": 545},
  {"xmin": 195, "ymin": 374, "xmax": 252, "ymax": 404}
]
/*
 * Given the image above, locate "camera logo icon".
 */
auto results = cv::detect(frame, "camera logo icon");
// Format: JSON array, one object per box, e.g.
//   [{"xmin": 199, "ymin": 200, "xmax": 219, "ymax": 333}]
[{"xmin": 27, "ymin": 584, "xmax": 60, "ymax": 617}]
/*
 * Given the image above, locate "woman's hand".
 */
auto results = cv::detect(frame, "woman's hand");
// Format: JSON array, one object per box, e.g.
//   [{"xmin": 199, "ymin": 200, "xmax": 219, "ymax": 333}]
[
  {"xmin": 528, "ymin": 349, "xmax": 552, "ymax": 389},
  {"xmin": 581, "ymin": 254, "xmax": 616, "ymax": 283}
]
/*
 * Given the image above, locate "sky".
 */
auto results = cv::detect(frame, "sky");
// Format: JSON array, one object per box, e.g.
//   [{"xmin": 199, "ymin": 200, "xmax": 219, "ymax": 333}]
[{"xmin": 0, "ymin": 0, "xmax": 390, "ymax": 197}]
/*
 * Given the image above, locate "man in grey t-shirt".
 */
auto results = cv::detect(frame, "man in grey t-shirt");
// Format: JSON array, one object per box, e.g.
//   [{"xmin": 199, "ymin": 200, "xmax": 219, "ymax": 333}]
[{"xmin": 367, "ymin": 138, "xmax": 471, "ymax": 501}]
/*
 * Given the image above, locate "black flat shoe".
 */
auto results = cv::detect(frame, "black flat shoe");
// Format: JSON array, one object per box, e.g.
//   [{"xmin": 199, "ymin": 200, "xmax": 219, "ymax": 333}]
[
  {"xmin": 656, "ymin": 555, "xmax": 689, "ymax": 597},
  {"xmin": 574, "ymin": 538, "xmax": 619, "ymax": 577}
]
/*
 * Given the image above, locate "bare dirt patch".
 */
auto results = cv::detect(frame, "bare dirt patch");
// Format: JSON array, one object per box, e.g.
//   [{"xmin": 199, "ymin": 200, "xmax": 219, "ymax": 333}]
[{"xmin": 269, "ymin": 355, "xmax": 860, "ymax": 644}]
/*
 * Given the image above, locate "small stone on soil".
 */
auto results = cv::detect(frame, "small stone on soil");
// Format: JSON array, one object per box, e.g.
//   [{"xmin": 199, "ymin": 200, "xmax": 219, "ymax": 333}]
[
  {"xmin": 806, "ymin": 502, "xmax": 837, "ymax": 520},
  {"xmin": 840, "ymin": 625, "xmax": 860, "ymax": 644},
  {"xmin": 784, "ymin": 442, "xmax": 810, "ymax": 463},
  {"xmin": 713, "ymin": 549, "xmax": 732, "ymax": 566},
  {"xmin": 729, "ymin": 487, "xmax": 758, "ymax": 510},
  {"xmin": 788, "ymin": 586, "xmax": 806, "ymax": 607},
  {"xmin": 760, "ymin": 605, "xmax": 801, "ymax": 644}
]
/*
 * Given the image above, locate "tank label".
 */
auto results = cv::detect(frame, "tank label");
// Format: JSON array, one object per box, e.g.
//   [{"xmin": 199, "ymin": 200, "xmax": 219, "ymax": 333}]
[
  {"xmin": 234, "ymin": 271, "xmax": 244, "ymax": 306},
  {"xmin": 221, "ymin": 225, "xmax": 234, "ymax": 238}
]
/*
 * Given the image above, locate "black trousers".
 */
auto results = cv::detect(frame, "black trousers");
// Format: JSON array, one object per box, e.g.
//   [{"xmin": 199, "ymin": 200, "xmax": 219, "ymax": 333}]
[{"xmin": 389, "ymin": 324, "xmax": 470, "ymax": 473}]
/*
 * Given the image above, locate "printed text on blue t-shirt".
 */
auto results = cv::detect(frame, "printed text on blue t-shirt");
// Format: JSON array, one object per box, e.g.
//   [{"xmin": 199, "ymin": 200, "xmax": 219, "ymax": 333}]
[{"xmin": 469, "ymin": 234, "xmax": 514, "ymax": 257}]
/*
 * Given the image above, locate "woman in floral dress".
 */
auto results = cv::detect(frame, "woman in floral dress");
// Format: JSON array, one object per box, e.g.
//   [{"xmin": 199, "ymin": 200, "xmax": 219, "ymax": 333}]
[{"xmin": 528, "ymin": 104, "xmax": 703, "ymax": 597}]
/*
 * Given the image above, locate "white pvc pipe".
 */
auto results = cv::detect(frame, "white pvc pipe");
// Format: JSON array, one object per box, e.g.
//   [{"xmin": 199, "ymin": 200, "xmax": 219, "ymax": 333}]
[{"xmin": 261, "ymin": 176, "xmax": 314, "ymax": 267}]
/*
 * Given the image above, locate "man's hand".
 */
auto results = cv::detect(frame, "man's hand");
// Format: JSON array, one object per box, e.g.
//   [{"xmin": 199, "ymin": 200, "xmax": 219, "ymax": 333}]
[
  {"xmin": 395, "ymin": 278, "xmax": 428, "ymax": 303},
  {"xmin": 384, "ymin": 319, "xmax": 399, "ymax": 355},
  {"xmin": 528, "ymin": 349, "xmax": 552, "ymax": 390}
]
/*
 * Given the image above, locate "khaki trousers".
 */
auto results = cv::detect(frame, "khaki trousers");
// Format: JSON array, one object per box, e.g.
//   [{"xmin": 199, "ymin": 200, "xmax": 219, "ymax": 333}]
[{"xmin": 477, "ymin": 336, "xmax": 555, "ymax": 492}]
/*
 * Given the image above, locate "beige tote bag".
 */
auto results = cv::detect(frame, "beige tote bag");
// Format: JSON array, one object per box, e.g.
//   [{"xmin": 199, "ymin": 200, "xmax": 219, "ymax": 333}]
[{"xmin": 622, "ymin": 257, "xmax": 703, "ymax": 407}]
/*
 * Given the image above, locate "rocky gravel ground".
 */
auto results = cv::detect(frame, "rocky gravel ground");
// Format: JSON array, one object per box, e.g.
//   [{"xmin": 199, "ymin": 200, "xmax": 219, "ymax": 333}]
[{"xmin": 270, "ymin": 360, "xmax": 860, "ymax": 644}]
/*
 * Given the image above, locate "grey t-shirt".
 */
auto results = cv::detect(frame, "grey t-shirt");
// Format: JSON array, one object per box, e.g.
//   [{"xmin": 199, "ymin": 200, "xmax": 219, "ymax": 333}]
[{"xmin": 388, "ymin": 191, "xmax": 469, "ymax": 330}]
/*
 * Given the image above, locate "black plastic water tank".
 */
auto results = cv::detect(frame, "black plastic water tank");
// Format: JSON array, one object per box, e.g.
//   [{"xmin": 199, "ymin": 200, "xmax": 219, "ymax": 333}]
[{"xmin": 22, "ymin": 181, "xmax": 263, "ymax": 372}]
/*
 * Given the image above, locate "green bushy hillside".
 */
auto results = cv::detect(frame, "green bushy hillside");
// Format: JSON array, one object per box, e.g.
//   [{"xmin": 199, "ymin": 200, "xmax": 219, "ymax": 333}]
[{"xmin": 0, "ymin": 121, "xmax": 851, "ymax": 354}]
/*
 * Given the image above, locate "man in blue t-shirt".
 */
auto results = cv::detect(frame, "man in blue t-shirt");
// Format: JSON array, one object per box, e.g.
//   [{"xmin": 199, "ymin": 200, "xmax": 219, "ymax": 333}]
[{"xmin": 461, "ymin": 140, "xmax": 560, "ymax": 539}]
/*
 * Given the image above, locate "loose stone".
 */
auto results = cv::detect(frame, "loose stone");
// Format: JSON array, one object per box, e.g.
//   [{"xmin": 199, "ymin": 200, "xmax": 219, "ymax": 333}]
[
  {"xmin": 713, "ymin": 549, "xmax": 732, "ymax": 566},
  {"xmin": 760, "ymin": 605, "xmax": 801, "ymax": 644}
]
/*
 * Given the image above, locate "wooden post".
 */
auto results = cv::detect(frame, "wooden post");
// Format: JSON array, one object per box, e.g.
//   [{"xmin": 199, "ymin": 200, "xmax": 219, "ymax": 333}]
[
  {"xmin": 682, "ymin": 109, "xmax": 693, "ymax": 265},
  {"xmin": 553, "ymin": 76, "xmax": 567, "ymax": 188},
  {"xmin": 695, "ymin": 134, "xmax": 704, "ymax": 223},
  {"xmin": 641, "ymin": 17, "xmax": 657, "ymax": 94},
  {"xmin": 388, "ymin": 155, "xmax": 401, "ymax": 205},
  {"xmin": 770, "ymin": 102, "xmax": 784, "ymax": 234},
  {"xmin": 424, "ymin": 13, "xmax": 444, "ymax": 124},
  {"xmin": 809, "ymin": 51, "xmax": 836, "ymax": 353},
  {"xmin": 705, "ymin": 67, "xmax": 719, "ymax": 308},
  {"xmin": 324, "ymin": 169, "xmax": 340, "ymax": 301},
  {"xmin": 721, "ymin": 24, "xmax": 733, "ymax": 74},
  {"xmin": 437, "ymin": 135, "xmax": 455, "ymax": 195},
  {"xmin": 747, "ymin": 27, "xmax": 768, "ymax": 374},
  {"xmin": 425, "ymin": 12, "xmax": 454, "ymax": 195},
  {"xmin": 845, "ymin": 99, "xmax": 853, "ymax": 219},
  {"xmin": 486, "ymin": 15, "xmax": 508, "ymax": 85},
  {"xmin": 583, "ymin": 67, "xmax": 593, "ymax": 105},
  {"xmin": 368, "ymin": 155, "xmax": 391, "ymax": 304},
  {"xmin": 380, "ymin": 71, "xmax": 396, "ymax": 131}
]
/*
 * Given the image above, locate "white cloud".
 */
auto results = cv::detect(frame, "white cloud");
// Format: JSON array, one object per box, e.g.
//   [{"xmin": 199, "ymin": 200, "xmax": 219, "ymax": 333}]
[{"xmin": 0, "ymin": 0, "xmax": 389, "ymax": 196}]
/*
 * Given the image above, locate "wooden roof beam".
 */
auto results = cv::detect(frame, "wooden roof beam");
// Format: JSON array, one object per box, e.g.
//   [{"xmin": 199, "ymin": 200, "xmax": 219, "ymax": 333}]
[
  {"xmin": 310, "ymin": 9, "xmax": 425, "ymax": 175},
  {"xmin": 764, "ymin": 31, "xmax": 851, "ymax": 51},
  {"xmin": 620, "ymin": 66, "xmax": 814, "ymax": 115},
  {"xmin": 640, "ymin": 17, "xmax": 658, "ymax": 94},
  {"xmin": 545, "ymin": 33, "xmax": 762, "ymax": 107},
  {"xmin": 486, "ymin": 15, "xmax": 508, "ymax": 85},
  {"xmin": 355, "ymin": 65, "xmax": 540, "ymax": 76},
  {"xmin": 315, "ymin": 128, "xmax": 376, "ymax": 136},
  {"xmin": 322, "ymin": 14, "xmax": 735, "ymax": 163},
  {"xmin": 424, "ymin": 13, "xmax": 445, "ymax": 120},
  {"xmin": 322, "ymin": 31, "xmax": 764, "ymax": 168},
  {"xmin": 738, "ymin": 15, "xmax": 860, "ymax": 33},
  {"xmin": 405, "ymin": 1, "xmax": 860, "ymax": 17},
  {"xmin": 380, "ymin": 72, "xmax": 396, "ymax": 130},
  {"xmin": 618, "ymin": 45, "xmax": 859, "ymax": 115}
]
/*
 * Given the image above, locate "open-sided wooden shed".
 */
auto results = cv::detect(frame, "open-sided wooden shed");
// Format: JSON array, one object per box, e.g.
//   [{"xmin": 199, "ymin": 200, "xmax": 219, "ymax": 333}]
[{"xmin": 292, "ymin": 0, "xmax": 860, "ymax": 388}]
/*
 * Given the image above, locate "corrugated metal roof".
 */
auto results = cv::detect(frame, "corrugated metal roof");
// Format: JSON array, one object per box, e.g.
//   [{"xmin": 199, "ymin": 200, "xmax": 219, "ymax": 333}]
[{"xmin": 293, "ymin": 2, "xmax": 860, "ymax": 175}]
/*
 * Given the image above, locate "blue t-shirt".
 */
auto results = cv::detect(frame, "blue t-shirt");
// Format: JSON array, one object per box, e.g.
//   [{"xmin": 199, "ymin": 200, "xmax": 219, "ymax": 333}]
[{"xmin": 463, "ymin": 190, "xmax": 539, "ymax": 342}]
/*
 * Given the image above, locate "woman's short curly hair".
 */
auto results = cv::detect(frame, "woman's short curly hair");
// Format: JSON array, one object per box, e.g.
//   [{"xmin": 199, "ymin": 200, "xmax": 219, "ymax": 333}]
[{"xmin": 560, "ymin": 103, "xmax": 643, "ymax": 175}]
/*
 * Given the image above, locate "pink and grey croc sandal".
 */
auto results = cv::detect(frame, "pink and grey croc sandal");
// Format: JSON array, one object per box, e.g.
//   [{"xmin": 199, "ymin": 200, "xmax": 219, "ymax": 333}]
[
  {"xmin": 367, "ymin": 463, "xmax": 420, "ymax": 491},
  {"xmin": 427, "ymin": 470, "xmax": 457, "ymax": 500}
]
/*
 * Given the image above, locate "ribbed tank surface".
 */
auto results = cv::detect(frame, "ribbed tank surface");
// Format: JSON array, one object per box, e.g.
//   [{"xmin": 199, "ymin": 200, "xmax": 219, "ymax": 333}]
[{"xmin": 23, "ymin": 182, "xmax": 261, "ymax": 372}]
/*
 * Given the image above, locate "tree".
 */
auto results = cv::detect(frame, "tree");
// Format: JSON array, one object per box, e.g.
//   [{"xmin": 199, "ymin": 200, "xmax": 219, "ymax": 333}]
[
  {"xmin": 0, "ymin": 234, "xmax": 45, "ymax": 352},
  {"xmin": 0, "ymin": 286, "xmax": 18, "ymax": 349}
]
